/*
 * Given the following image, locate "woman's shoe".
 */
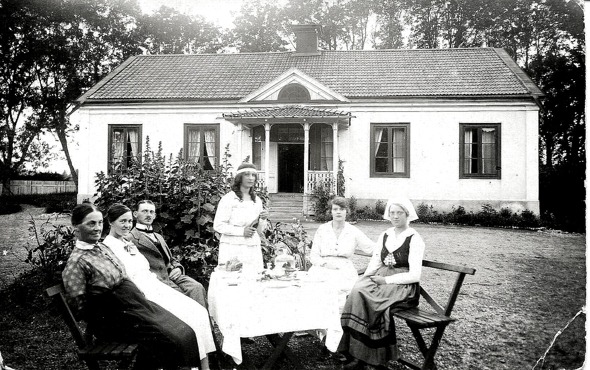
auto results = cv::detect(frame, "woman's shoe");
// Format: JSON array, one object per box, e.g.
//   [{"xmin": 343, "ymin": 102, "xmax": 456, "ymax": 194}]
[{"xmin": 343, "ymin": 358, "xmax": 365, "ymax": 370}]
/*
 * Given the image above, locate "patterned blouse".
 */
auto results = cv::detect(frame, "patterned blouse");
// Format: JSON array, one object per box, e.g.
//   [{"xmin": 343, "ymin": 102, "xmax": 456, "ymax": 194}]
[{"xmin": 62, "ymin": 240, "xmax": 127, "ymax": 311}]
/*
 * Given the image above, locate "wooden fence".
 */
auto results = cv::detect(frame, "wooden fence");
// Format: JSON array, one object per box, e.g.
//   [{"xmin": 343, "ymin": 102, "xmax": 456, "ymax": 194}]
[{"xmin": 2, "ymin": 180, "xmax": 76, "ymax": 195}]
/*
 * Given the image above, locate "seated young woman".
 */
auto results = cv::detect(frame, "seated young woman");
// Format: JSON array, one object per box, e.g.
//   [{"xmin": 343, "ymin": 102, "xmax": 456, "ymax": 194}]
[
  {"xmin": 102, "ymin": 203, "xmax": 216, "ymax": 370},
  {"xmin": 338, "ymin": 198, "xmax": 425, "ymax": 370},
  {"xmin": 62, "ymin": 203, "xmax": 201, "ymax": 370},
  {"xmin": 308, "ymin": 196, "xmax": 375, "ymax": 310}
]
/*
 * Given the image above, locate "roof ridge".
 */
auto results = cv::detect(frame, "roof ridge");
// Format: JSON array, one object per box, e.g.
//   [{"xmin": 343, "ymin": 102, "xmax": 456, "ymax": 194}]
[{"xmin": 132, "ymin": 47, "xmax": 498, "ymax": 58}]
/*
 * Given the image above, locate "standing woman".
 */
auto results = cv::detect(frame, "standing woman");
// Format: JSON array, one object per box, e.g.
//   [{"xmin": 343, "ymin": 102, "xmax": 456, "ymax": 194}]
[
  {"xmin": 62, "ymin": 203, "xmax": 200, "ymax": 370},
  {"xmin": 214, "ymin": 162, "xmax": 269, "ymax": 272},
  {"xmin": 102, "ymin": 203, "xmax": 215, "ymax": 370},
  {"xmin": 338, "ymin": 198, "xmax": 425, "ymax": 370},
  {"xmin": 309, "ymin": 196, "xmax": 374, "ymax": 309}
]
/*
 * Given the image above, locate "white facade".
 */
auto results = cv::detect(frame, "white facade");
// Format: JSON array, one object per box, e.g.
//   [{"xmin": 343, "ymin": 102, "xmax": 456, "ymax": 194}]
[{"xmin": 73, "ymin": 97, "xmax": 540, "ymax": 214}]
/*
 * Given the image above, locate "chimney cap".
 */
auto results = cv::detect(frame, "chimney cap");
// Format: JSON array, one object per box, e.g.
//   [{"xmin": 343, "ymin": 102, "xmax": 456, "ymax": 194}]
[
  {"xmin": 292, "ymin": 24, "xmax": 322, "ymax": 56},
  {"xmin": 291, "ymin": 24, "xmax": 322, "ymax": 33}
]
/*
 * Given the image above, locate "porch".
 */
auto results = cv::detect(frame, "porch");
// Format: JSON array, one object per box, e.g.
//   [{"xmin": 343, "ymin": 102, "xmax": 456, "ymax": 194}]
[{"xmin": 223, "ymin": 105, "xmax": 351, "ymax": 197}]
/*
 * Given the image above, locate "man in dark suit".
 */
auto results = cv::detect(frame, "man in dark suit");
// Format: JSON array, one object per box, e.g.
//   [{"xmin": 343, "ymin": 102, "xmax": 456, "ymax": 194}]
[{"xmin": 129, "ymin": 200, "xmax": 207, "ymax": 308}]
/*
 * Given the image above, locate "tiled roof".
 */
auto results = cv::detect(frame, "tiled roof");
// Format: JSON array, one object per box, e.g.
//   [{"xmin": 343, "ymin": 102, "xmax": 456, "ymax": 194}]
[
  {"xmin": 223, "ymin": 105, "xmax": 351, "ymax": 119},
  {"xmin": 80, "ymin": 48, "xmax": 543, "ymax": 102}
]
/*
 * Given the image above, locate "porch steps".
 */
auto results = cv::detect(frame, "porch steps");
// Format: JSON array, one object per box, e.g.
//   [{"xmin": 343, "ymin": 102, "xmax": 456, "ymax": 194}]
[{"xmin": 268, "ymin": 193, "xmax": 305, "ymax": 222}]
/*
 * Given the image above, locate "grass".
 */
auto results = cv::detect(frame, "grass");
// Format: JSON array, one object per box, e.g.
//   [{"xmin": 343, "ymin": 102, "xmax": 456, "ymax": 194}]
[{"xmin": 0, "ymin": 213, "xmax": 585, "ymax": 370}]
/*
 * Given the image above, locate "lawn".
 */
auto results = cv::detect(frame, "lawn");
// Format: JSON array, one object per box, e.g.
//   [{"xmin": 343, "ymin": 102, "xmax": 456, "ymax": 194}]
[{"xmin": 0, "ymin": 209, "xmax": 585, "ymax": 370}]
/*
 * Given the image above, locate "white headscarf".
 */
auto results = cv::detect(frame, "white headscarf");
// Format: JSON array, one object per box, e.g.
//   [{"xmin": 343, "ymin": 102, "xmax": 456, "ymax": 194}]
[{"xmin": 383, "ymin": 198, "xmax": 419, "ymax": 223}]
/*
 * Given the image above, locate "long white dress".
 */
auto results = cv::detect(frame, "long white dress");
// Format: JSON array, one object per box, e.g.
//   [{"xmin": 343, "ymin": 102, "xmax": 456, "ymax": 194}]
[
  {"xmin": 213, "ymin": 191, "xmax": 267, "ymax": 272},
  {"xmin": 102, "ymin": 235, "xmax": 215, "ymax": 360},
  {"xmin": 308, "ymin": 222, "xmax": 375, "ymax": 311}
]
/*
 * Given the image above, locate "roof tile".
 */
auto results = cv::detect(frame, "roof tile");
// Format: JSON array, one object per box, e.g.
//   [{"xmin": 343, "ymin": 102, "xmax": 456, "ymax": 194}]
[{"xmin": 83, "ymin": 48, "xmax": 540, "ymax": 101}]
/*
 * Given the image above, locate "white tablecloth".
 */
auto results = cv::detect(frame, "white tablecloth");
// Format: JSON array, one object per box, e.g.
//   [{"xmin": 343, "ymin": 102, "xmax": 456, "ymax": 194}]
[{"xmin": 208, "ymin": 270, "xmax": 343, "ymax": 364}]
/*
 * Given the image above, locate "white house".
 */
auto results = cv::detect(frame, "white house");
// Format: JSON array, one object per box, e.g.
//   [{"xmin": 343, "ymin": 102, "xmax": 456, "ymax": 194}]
[{"xmin": 71, "ymin": 25, "xmax": 543, "ymax": 216}]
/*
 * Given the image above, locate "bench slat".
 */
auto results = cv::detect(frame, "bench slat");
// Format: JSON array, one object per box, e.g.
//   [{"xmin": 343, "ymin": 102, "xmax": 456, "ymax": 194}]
[
  {"xmin": 122, "ymin": 344, "xmax": 139, "ymax": 356},
  {"xmin": 423, "ymin": 260, "xmax": 476, "ymax": 275},
  {"xmin": 110, "ymin": 343, "xmax": 129, "ymax": 356},
  {"xmin": 46, "ymin": 283, "xmax": 139, "ymax": 368}
]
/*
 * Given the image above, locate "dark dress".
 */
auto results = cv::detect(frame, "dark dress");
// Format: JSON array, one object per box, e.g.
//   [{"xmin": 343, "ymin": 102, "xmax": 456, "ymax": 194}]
[
  {"xmin": 62, "ymin": 244, "xmax": 200, "ymax": 369},
  {"xmin": 338, "ymin": 233, "xmax": 420, "ymax": 366}
]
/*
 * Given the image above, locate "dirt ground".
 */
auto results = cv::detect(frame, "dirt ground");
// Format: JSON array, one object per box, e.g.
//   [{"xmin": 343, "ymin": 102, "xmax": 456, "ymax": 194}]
[{"xmin": 0, "ymin": 209, "xmax": 585, "ymax": 370}]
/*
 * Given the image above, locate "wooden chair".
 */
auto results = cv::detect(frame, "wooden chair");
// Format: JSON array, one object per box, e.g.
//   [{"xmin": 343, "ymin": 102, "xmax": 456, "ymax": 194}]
[
  {"xmin": 393, "ymin": 260, "xmax": 476, "ymax": 370},
  {"xmin": 46, "ymin": 284, "xmax": 138, "ymax": 370}
]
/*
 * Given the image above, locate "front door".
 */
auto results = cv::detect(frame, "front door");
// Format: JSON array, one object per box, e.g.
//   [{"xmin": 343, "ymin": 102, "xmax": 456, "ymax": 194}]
[{"xmin": 278, "ymin": 144, "xmax": 304, "ymax": 193}]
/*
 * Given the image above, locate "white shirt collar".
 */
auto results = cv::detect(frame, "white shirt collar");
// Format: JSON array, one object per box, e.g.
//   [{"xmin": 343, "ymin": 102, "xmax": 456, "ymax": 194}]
[
  {"xmin": 135, "ymin": 223, "xmax": 153, "ymax": 231},
  {"xmin": 384, "ymin": 227, "xmax": 416, "ymax": 252},
  {"xmin": 76, "ymin": 240, "xmax": 97, "ymax": 250}
]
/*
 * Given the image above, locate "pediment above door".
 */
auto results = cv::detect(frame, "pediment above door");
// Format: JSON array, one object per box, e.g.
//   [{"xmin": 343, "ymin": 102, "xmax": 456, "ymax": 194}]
[{"xmin": 239, "ymin": 68, "xmax": 350, "ymax": 103}]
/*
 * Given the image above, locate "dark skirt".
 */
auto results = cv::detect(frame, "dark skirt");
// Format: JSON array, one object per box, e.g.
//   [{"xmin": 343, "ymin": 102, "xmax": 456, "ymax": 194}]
[
  {"xmin": 338, "ymin": 266, "xmax": 419, "ymax": 366},
  {"xmin": 87, "ymin": 279, "xmax": 200, "ymax": 368}
]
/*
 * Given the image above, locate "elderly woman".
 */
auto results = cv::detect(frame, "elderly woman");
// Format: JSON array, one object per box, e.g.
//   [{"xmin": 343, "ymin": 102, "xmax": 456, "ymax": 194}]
[
  {"xmin": 338, "ymin": 198, "xmax": 425, "ymax": 370},
  {"xmin": 214, "ymin": 162, "xmax": 269, "ymax": 272},
  {"xmin": 102, "ymin": 203, "xmax": 215, "ymax": 370},
  {"xmin": 62, "ymin": 203, "xmax": 200, "ymax": 370},
  {"xmin": 309, "ymin": 197, "xmax": 375, "ymax": 308}
]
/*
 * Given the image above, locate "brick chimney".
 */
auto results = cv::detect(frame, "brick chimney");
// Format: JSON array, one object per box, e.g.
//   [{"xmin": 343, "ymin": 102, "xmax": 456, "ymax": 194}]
[{"xmin": 292, "ymin": 24, "xmax": 321, "ymax": 56}]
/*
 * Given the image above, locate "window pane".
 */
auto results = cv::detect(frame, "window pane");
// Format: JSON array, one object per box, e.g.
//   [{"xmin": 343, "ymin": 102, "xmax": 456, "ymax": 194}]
[
  {"xmin": 375, "ymin": 128, "xmax": 388, "ymax": 157},
  {"xmin": 253, "ymin": 141, "xmax": 262, "ymax": 168},
  {"xmin": 187, "ymin": 129, "xmax": 201, "ymax": 163},
  {"xmin": 372, "ymin": 125, "xmax": 408, "ymax": 176},
  {"xmin": 375, "ymin": 158, "xmax": 389, "ymax": 173},
  {"xmin": 203, "ymin": 128, "xmax": 216, "ymax": 168},
  {"xmin": 481, "ymin": 128, "xmax": 496, "ymax": 174},
  {"xmin": 462, "ymin": 126, "xmax": 498, "ymax": 176},
  {"xmin": 393, "ymin": 158, "xmax": 405, "ymax": 172},
  {"xmin": 111, "ymin": 129, "xmax": 125, "ymax": 165}
]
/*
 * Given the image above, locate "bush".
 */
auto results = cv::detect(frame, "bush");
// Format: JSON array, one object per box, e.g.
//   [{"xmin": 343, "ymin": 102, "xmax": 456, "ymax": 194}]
[
  {"xmin": 414, "ymin": 203, "xmax": 544, "ymax": 230},
  {"xmin": 310, "ymin": 176, "xmax": 335, "ymax": 221},
  {"xmin": 25, "ymin": 215, "xmax": 76, "ymax": 282},
  {"xmin": 0, "ymin": 197, "xmax": 23, "ymax": 215},
  {"xmin": 94, "ymin": 139, "xmax": 235, "ymax": 283},
  {"xmin": 93, "ymin": 138, "xmax": 277, "ymax": 283},
  {"xmin": 353, "ymin": 205, "xmax": 383, "ymax": 221},
  {"xmin": 0, "ymin": 192, "xmax": 76, "ymax": 215},
  {"xmin": 14, "ymin": 171, "xmax": 69, "ymax": 181}
]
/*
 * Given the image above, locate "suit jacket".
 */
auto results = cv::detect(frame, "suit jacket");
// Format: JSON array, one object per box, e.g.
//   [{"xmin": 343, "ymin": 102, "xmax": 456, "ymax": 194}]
[{"xmin": 128, "ymin": 228, "xmax": 184, "ymax": 285}]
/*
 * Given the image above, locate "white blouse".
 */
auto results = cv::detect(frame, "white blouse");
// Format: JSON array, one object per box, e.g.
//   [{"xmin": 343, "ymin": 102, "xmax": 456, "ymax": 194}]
[
  {"xmin": 363, "ymin": 227, "xmax": 425, "ymax": 285},
  {"xmin": 213, "ymin": 191, "xmax": 267, "ymax": 246},
  {"xmin": 310, "ymin": 222, "xmax": 375, "ymax": 266},
  {"xmin": 102, "ymin": 235, "xmax": 154, "ymax": 281}
]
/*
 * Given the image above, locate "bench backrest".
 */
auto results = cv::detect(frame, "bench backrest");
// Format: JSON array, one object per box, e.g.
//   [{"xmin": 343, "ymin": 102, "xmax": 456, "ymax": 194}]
[
  {"xmin": 46, "ymin": 284, "xmax": 88, "ymax": 349},
  {"xmin": 420, "ymin": 259, "xmax": 476, "ymax": 317}
]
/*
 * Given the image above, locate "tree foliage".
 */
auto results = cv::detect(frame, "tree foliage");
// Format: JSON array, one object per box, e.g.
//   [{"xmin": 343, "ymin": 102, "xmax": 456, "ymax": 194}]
[{"xmin": 138, "ymin": 6, "xmax": 222, "ymax": 54}]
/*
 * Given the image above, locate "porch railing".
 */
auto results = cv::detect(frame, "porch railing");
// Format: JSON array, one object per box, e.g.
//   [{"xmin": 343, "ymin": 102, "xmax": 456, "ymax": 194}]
[{"xmin": 306, "ymin": 171, "xmax": 334, "ymax": 194}]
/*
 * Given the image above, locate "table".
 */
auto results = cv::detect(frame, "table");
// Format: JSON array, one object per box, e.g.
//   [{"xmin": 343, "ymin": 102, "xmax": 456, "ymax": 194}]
[{"xmin": 208, "ymin": 270, "xmax": 343, "ymax": 369}]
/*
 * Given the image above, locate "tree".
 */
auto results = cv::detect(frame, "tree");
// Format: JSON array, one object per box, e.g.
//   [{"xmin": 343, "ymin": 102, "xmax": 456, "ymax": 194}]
[
  {"xmin": 232, "ymin": 0, "xmax": 288, "ymax": 52},
  {"xmin": 0, "ymin": 0, "xmax": 53, "ymax": 193},
  {"xmin": 138, "ymin": 6, "xmax": 223, "ymax": 54},
  {"xmin": 2, "ymin": 0, "xmax": 143, "ymax": 189},
  {"xmin": 370, "ymin": 0, "xmax": 405, "ymax": 48}
]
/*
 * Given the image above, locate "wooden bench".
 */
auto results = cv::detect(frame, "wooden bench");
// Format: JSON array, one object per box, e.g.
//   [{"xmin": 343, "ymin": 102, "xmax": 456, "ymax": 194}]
[
  {"xmin": 357, "ymin": 259, "xmax": 476, "ymax": 370},
  {"xmin": 46, "ymin": 284, "xmax": 139, "ymax": 370},
  {"xmin": 393, "ymin": 260, "xmax": 476, "ymax": 370}
]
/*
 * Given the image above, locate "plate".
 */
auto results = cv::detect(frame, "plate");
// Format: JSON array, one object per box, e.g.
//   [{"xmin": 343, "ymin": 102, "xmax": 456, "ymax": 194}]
[
  {"xmin": 263, "ymin": 280, "xmax": 292, "ymax": 288},
  {"xmin": 276, "ymin": 275, "xmax": 297, "ymax": 281}
]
